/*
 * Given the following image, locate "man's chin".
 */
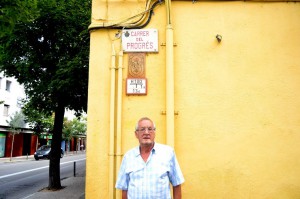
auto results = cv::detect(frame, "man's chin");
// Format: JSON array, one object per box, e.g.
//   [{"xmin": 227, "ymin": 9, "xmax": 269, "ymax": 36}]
[{"xmin": 141, "ymin": 141, "xmax": 153, "ymax": 146}]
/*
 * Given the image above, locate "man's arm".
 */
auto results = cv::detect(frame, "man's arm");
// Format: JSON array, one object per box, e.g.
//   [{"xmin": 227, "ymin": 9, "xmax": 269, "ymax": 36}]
[
  {"xmin": 122, "ymin": 190, "xmax": 128, "ymax": 199},
  {"xmin": 173, "ymin": 185, "xmax": 182, "ymax": 199}
]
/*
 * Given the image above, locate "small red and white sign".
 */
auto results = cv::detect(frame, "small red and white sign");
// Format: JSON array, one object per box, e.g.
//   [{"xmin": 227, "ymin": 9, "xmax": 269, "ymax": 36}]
[
  {"xmin": 126, "ymin": 78, "xmax": 147, "ymax": 95},
  {"xmin": 122, "ymin": 29, "xmax": 158, "ymax": 53}
]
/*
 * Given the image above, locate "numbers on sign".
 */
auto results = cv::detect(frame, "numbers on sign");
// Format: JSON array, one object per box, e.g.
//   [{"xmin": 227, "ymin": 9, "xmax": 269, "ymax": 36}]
[{"xmin": 126, "ymin": 78, "xmax": 147, "ymax": 95}]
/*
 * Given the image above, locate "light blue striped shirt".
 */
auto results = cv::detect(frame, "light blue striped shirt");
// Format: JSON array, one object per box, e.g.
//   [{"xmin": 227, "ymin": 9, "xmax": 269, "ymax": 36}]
[{"xmin": 115, "ymin": 143, "xmax": 185, "ymax": 199}]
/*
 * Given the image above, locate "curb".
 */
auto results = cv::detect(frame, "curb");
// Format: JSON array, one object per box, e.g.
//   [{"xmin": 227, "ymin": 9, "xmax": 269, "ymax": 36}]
[{"xmin": 0, "ymin": 151, "xmax": 86, "ymax": 163}]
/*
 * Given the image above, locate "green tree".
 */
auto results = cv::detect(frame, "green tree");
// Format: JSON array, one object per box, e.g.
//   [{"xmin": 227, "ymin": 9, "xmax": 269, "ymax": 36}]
[
  {"xmin": 62, "ymin": 118, "xmax": 73, "ymax": 153},
  {"xmin": 63, "ymin": 116, "xmax": 86, "ymax": 153},
  {"xmin": 0, "ymin": 0, "xmax": 90, "ymax": 189},
  {"xmin": 0, "ymin": 0, "xmax": 38, "ymax": 37},
  {"xmin": 70, "ymin": 116, "xmax": 87, "ymax": 137},
  {"xmin": 23, "ymin": 107, "xmax": 54, "ymax": 150},
  {"xmin": 6, "ymin": 111, "xmax": 26, "ymax": 161}
]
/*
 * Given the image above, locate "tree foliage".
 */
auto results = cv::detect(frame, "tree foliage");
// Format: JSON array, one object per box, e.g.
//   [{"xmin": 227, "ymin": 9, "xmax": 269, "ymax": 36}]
[
  {"xmin": 63, "ymin": 116, "xmax": 86, "ymax": 141},
  {"xmin": 24, "ymin": 107, "xmax": 54, "ymax": 151},
  {"xmin": 6, "ymin": 111, "xmax": 26, "ymax": 132},
  {"xmin": 0, "ymin": 0, "xmax": 90, "ymax": 189},
  {"xmin": 0, "ymin": 0, "xmax": 90, "ymax": 114},
  {"xmin": 6, "ymin": 111, "xmax": 26, "ymax": 161},
  {"xmin": 23, "ymin": 107, "xmax": 54, "ymax": 136},
  {"xmin": 63, "ymin": 116, "xmax": 86, "ymax": 153},
  {"xmin": 0, "ymin": 0, "xmax": 38, "ymax": 37}
]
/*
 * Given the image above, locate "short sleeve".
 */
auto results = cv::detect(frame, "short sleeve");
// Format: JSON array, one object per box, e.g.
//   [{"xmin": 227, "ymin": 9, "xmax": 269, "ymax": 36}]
[
  {"xmin": 168, "ymin": 151, "xmax": 185, "ymax": 186},
  {"xmin": 115, "ymin": 155, "xmax": 129, "ymax": 190}
]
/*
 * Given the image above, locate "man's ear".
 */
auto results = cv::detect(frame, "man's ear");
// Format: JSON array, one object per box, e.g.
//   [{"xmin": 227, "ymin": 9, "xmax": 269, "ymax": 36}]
[{"xmin": 135, "ymin": 131, "xmax": 139, "ymax": 138}]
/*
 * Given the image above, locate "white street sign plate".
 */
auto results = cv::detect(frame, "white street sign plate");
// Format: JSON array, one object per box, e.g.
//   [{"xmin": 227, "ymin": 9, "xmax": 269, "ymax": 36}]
[
  {"xmin": 126, "ymin": 78, "xmax": 147, "ymax": 95},
  {"xmin": 122, "ymin": 29, "xmax": 158, "ymax": 52}
]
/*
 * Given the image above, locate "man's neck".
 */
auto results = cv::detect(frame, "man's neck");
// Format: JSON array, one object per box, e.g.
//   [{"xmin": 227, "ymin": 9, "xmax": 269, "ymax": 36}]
[
  {"xmin": 140, "ymin": 143, "xmax": 154, "ymax": 162},
  {"xmin": 140, "ymin": 142, "xmax": 154, "ymax": 154}
]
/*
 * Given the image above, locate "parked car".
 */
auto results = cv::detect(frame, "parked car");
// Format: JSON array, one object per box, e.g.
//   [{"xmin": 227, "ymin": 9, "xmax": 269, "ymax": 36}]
[{"xmin": 34, "ymin": 145, "xmax": 64, "ymax": 160}]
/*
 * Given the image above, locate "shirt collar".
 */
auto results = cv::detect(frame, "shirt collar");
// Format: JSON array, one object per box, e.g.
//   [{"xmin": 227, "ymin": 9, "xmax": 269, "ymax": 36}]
[{"xmin": 134, "ymin": 142, "xmax": 157, "ymax": 157}]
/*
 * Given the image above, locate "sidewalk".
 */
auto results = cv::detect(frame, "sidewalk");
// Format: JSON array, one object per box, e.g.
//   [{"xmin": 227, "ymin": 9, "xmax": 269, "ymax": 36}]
[
  {"xmin": 0, "ymin": 152, "xmax": 85, "ymax": 199},
  {"xmin": 25, "ymin": 176, "xmax": 85, "ymax": 199}
]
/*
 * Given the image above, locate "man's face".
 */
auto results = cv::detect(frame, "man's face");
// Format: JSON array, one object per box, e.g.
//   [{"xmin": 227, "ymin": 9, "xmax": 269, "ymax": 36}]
[{"xmin": 135, "ymin": 119, "xmax": 156, "ymax": 147}]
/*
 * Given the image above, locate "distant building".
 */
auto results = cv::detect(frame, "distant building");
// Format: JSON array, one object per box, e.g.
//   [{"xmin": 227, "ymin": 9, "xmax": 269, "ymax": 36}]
[
  {"xmin": 0, "ymin": 72, "xmax": 33, "ymax": 157},
  {"xmin": 0, "ymin": 72, "xmax": 26, "ymax": 127}
]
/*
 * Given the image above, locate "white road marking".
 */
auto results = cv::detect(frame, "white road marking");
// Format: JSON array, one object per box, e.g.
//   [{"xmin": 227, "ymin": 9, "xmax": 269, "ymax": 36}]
[{"xmin": 0, "ymin": 158, "xmax": 86, "ymax": 180}]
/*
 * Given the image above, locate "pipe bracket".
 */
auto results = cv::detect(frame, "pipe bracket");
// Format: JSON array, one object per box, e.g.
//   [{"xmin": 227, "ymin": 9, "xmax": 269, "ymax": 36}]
[
  {"xmin": 161, "ymin": 42, "xmax": 177, "ymax": 46},
  {"xmin": 161, "ymin": 111, "xmax": 179, "ymax": 115}
]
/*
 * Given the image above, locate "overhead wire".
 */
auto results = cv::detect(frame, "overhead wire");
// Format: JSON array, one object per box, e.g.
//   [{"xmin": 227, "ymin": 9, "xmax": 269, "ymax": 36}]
[
  {"xmin": 125, "ymin": 0, "xmax": 155, "ymax": 27},
  {"xmin": 127, "ymin": 0, "xmax": 162, "ymax": 29},
  {"xmin": 88, "ymin": 0, "xmax": 163, "ymax": 31}
]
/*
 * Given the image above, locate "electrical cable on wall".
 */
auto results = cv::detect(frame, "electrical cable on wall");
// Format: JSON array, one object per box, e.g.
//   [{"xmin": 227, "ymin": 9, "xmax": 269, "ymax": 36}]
[{"xmin": 88, "ymin": 0, "xmax": 163, "ymax": 31}]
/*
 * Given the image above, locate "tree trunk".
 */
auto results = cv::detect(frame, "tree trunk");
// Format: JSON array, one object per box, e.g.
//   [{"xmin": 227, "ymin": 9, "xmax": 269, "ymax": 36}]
[
  {"xmin": 36, "ymin": 136, "xmax": 39, "ymax": 151},
  {"xmin": 66, "ymin": 142, "xmax": 68, "ymax": 155},
  {"xmin": 10, "ymin": 133, "xmax": 15, "ymax": 162},
  {"xmin": 48, "ymin": 100, "xmax": 65, "ymax": 190}
]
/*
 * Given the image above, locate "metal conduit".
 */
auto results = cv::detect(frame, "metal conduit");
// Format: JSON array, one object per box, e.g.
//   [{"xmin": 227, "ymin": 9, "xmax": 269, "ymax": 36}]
[
  {"xmin": 109, "ymin": 44, "xmax": 116, "ymax": 199},
  {"xmin": 165, "ymin": 0, "xmax": 175, "ymax": 148},
  {"xmin": 115, "ymin": 50, "xmax": 124, "ymax": 199}
]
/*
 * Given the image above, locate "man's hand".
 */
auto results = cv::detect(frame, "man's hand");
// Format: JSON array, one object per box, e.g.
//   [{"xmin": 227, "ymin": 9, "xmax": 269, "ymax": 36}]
[
  {"xmin": 173, "ymin": 185, "xmax": 182, "ymax": 199},
  {"xmin": 122, "ymin": 190, "xmax": 128, "ymax": 199}
]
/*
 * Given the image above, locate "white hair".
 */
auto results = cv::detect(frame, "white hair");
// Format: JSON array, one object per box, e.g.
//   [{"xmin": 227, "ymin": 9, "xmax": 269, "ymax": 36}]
[{"xmin": 135, "ymin": 117, "xmax": 156, "ymax": 131}]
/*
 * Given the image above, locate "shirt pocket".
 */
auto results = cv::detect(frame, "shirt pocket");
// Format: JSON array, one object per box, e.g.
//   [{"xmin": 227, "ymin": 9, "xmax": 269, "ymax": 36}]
[
  {"xmin": 125, "ymin": 164, "xmax": 144, "ymax": 181},
  {"xmin": 153, "ymin": 165, "xmax": 171, "ymax": 198},
  {"xmin": 156, "ymin": 164, "xmax": 170, "ymax": 183}
]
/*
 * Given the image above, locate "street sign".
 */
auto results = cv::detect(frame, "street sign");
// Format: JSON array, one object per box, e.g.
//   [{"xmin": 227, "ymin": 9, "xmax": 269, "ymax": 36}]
[
  {"xmin": 122, "ymin": 29, "xmax": 158, "ymax": 52},
  {"xmin": 126, "ymin": 78, "xmax": 147, "ymax": 95}
]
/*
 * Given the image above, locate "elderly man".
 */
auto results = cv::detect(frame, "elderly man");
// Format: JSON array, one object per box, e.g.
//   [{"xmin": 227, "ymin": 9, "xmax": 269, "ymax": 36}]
[{"xmin": 115, "ymin": 117, "xmax": 185, "ymax": 199}]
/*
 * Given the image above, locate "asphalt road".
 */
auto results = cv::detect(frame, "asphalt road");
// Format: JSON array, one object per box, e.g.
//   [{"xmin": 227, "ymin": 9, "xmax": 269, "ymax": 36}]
[{"xmin": 0, "ymin": 153, "xmax": 86, "ymax": 199}]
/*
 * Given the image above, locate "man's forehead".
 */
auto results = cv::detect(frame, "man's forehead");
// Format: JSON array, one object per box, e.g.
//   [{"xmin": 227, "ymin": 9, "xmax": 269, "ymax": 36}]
[{"xmin": 139, "ymin": 119, "xmax": 153, "ymax": 125}]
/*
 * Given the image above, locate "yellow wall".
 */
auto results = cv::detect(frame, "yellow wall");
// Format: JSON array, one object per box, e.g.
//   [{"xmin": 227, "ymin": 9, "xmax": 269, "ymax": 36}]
[{"xmin": 86, "ymin": 1, "xmax": 300, "ymax": 198}]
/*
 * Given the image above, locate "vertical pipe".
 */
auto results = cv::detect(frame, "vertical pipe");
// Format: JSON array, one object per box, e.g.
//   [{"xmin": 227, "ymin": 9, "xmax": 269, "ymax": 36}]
[
  {"xmin": 115, "ymin": 50, "xmax": 123, "ymax": 199},
  {"xmin": 165, "ymin": 0, "xmax": 175, "ymax": 148},
  {"xmin": 109, "ymin": 44, "xmax": 116, "ymax": 199}
]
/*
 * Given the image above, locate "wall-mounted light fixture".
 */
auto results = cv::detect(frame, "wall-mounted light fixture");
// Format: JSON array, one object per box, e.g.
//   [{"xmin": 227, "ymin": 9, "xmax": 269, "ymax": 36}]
[{"xmin": 216, "ymin": 34, "xmax": 222, "ymax": 43}]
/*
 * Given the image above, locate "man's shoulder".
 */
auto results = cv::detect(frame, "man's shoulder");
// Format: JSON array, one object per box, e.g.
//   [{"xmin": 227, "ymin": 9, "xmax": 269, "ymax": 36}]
[
  {"xmin": 124, "ymin": 146, "xmax": 140, "ymax": 157},
  {"xmin": 154, "ymin": 143, "xmax": 174, "ymax": 153}
]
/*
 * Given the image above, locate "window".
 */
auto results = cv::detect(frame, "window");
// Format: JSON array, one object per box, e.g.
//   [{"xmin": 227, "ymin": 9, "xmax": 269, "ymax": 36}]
[
  {"xmin": 0, "ymin": 77, "xmax": 2, "ymax": 89},
  {"xmin": 6, "ymin": 80, "xmax": 11, "ymax": 92},
  {"xmin": 3, "ymin": 104, "xmax": 9, "ymax": 116}
]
